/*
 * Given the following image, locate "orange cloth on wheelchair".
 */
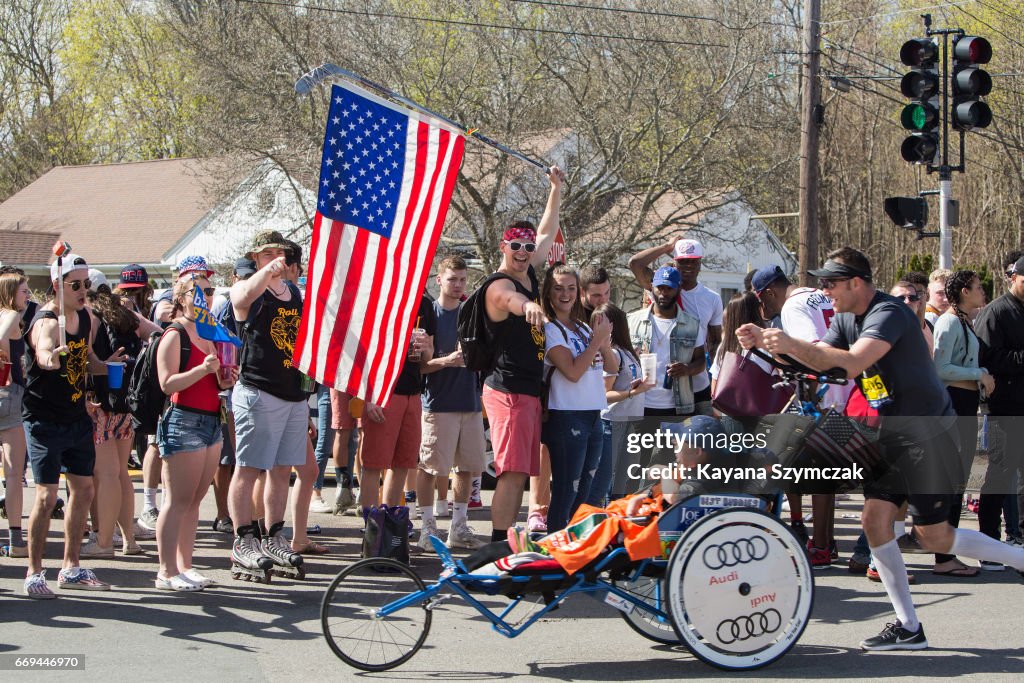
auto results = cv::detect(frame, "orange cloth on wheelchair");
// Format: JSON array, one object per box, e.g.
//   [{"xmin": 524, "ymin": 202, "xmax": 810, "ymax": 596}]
[{"xmin": 537, "ymin": 495, "xmax": 663, "ymax": 574}]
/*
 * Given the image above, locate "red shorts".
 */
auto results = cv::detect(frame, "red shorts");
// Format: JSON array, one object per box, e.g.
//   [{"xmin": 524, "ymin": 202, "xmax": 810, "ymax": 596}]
[
  {"xmin": 359, "ymin": 394, "xmax": 421, "ymax": 470},
  {"xmin": 330, "ymin": 389, "xmax": 357, "ymax": 430},
  {"xmin": 481, "ymin": 386, "xmax": 541, "ymax": 477}
]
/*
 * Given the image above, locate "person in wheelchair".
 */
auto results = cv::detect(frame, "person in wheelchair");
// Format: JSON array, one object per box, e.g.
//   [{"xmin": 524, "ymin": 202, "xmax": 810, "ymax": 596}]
[{"xmin": 625, "ymin": 415, "xmax": 774, "ymax": 516}]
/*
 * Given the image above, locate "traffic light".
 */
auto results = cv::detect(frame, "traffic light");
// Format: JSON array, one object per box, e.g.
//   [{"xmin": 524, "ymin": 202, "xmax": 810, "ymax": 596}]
[
  {"xmin": 951, "ymin": 35, "xmax": 992, "ymax": 130},
  {"xmin": 884, "ymin": 196, "xmax": 929, "ymax": 229},
  {"xmin": 899, "ymin": 38, "xmax": 940, "ymax": 164}
]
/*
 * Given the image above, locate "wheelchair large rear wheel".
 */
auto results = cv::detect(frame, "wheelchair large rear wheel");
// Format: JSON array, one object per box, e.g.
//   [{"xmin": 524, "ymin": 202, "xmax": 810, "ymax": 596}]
[
  {"xmin": 613, "ymin": 574, "xmax": 679, "ymax": 644},
  {"xmin": 321, "ymin": 558, "xmax": 432, "ymax": 671},
  {"xmin": 664, "ymin": 508, "xmax": 813, "ymax": 670}
]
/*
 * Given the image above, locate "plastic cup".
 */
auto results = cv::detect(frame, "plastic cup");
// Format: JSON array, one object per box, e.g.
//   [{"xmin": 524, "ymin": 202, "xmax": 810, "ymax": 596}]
[
  {"xmin": 105, "ymin": 361, "xmax": 125, "ymax": 390},
  {"xmin": 639, "ymin": 353, "xmax": 657, "ymax": 386},
  {"xmin": 0, "ymin": 361, "xmax": 11, "ymax": 386},
  {"xmin": 408, "ymin": 328, "xmax": 426, "ymax": 361},
  {"xmin": 215, "ymin": 342, "xmax": 238, "ymax": 381}
]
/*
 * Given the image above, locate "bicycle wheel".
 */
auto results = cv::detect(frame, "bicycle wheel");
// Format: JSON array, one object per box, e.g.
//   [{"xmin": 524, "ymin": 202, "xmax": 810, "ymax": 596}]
[
  {"xmin": 613, "ymin": 574, "xmax": 679, "ymax": 645},
  {"xmin": 321, "ymin": 558, "xmax": 432, "ymax": 671},
  {"xmin": 664, "ymin": 508, "xmax": 814, "ymax": 671}
]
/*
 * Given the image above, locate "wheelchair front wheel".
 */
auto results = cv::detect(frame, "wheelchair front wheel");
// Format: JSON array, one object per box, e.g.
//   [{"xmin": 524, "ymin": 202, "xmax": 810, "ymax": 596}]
[
  {"xmin": 613, "ymin": 574, "xmax": 679, "ymax": 645},
  {"xmin": 321, "ymin": 558, "xmax": 432, "ymax": 671},
  {"xmin": 664, "ymin": 508, "xmax": 814, "ymax": 670}
]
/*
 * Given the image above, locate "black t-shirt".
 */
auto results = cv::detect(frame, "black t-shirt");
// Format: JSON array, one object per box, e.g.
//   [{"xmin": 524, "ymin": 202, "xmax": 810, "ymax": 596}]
[
  {"xmin": 393, "ymin": 296, "xmax": 438, "ymax": 396},
  {"xmin": 23, "ymin": 309, "xmax": 92, "ymax": 424},
  {"xmin": 239, "ymin": 284, "xmax": 305, "ymax": 402},
  {"xmin": 484, "ymin": 267, "xmax": 546, "ymax": 397},
  {"xmin": 821, "ymin": 291, "xmax": 954, "ymax": 419}
]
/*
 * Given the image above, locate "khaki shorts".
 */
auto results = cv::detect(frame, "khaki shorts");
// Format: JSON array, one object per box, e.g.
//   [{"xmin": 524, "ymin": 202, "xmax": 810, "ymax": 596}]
[{"xmin": 419, "ymin": 410, "xmax": 487, "ymax": 476}]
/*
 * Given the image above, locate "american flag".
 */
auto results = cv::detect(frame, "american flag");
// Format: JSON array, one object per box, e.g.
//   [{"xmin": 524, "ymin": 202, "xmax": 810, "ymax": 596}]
[
  {"xmin": 804, "ymin": 409, "xmax": 883, "ymax": 478},
  {"xmin": 294, "ymin": 83, "xmax": 465, "ymax": 405}
]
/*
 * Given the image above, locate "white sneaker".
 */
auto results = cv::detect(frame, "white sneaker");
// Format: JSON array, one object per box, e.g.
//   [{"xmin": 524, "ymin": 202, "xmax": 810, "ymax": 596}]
[
  {"xmin": 309, "ymin": 497, "xmax": 333, "ymax": 514},
  {"xmin": 447, "ymin": 521, "xmax": 485, "ymax": 550},
  {"xmin": 80, "ymin": 539, "xmax": 114, "ymax": 559},
  {"xmin": 132, "ymin": 521, "xmax": 156, "ymax": 540},
  {"xmin": 434, "ymin": 500, "xmax": 449, "ymax": 518},
  {"xmin": 418, "ymin": 517, "xmax": 439, "ymax": 552},
  {"xmin": 138, "ymin": 508, "xmax": 159, "ymax": 531}
]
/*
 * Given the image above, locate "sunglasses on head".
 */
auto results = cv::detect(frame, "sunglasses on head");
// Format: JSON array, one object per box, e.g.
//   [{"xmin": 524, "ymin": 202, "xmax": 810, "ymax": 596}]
[
  {"xmin": 901, "ymin": 293, "xmax": 921, "ymax": 303},
  {"xmin": 504, "ymin": 240, "xmax": 537, "ymax": 253},
  {"xmin": 64, "ymin": 279, "xmax": 92, "ymax": 292},
  {"xmin": 818, "ymin": 277, "xmax": 851, "ymax": 290}
]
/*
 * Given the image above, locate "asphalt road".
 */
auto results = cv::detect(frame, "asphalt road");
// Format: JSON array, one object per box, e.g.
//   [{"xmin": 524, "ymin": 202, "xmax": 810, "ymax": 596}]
[{"xmin": 2, "ymin": 487, "xmax": 1023, "ymax": 682}]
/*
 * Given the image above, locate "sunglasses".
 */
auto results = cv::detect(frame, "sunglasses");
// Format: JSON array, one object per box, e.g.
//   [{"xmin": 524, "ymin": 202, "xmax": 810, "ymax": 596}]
[
  {"xmin": 64, "ymin": 279, "xmax": 92, "ymax": 292},
  {"xmin": 190, "ymin": 287, "xmax": 216, "ymax": 298},
  {"xmin": 901, "ymin": 293, "xmax": 921, "ymax": 303},
  {"xmin": 818, "ymin": 277, "xmax": 850, "ymax": 290},
  {"xmin": 504, "ymin": 241, "xmax": 537, "ymax": 253}
]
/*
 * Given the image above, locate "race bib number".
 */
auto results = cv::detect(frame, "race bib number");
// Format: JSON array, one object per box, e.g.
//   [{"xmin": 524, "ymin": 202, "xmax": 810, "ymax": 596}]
[{"xmin": 860, "ymin": 373, "xmax": 893, "ymax": 409}]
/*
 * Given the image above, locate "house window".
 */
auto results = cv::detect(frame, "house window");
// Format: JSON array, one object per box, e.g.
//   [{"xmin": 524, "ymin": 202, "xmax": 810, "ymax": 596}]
[{"xmin": 720, "ymin": 287, "xmax": 738, "ymax": 306}]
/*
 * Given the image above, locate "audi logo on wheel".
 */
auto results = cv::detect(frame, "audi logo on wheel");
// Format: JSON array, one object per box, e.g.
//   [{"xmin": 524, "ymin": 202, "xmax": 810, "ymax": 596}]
[
  {"xmin": 702, "ymin": 536, "xmax": 770, "ymax": 570},
  {"xmin": 716, "ymin": 608, "xmax": 782, "ymax": 644}
]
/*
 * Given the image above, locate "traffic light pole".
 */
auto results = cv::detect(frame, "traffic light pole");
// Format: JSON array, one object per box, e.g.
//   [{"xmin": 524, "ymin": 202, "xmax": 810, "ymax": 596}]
[
  {"xmin": 797, "ymin": 0, "xmax": 822, "ymax": 286},
  {"xmin": 938, "ymin": 173, "xmax": 953, "ymax": 268}
]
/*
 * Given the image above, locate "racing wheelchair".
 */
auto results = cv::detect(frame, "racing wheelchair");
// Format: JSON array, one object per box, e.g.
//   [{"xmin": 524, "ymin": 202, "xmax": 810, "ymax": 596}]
[{"xmin": 321, "ymin": 491, "xmax": 814, "ymax": 672}]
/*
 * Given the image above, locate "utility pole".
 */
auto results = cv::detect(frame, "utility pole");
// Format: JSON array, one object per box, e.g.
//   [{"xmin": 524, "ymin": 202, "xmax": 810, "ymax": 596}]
[{"xmin": 798, "ymin": 0, "xmax": 822, "ymax": 286}]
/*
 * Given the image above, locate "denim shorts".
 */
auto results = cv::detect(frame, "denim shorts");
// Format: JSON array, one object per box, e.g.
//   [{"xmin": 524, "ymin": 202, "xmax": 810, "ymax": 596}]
[
  {"xmin": 0, "ymin": 383, "xmax": 25, "ymax": 432},
  {"xmin": 157, "ymin": 406, "xmax": 223, "ymax": 457}
]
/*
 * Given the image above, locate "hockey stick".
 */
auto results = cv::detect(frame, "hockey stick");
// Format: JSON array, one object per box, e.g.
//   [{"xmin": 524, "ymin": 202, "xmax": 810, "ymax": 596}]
[{"xmin": 295, "ymin": 63, "xmax": 549, "ymax": 173}]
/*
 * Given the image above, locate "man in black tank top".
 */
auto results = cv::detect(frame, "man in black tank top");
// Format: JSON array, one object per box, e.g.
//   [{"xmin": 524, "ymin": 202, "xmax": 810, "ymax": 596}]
[
  {"xmin": 227, "ymin": 231, "xmax": 312, "ymax": 569},
  {"xmin": 482, "ymin": 166, "xmax": 565, "ymax": 543},
  {"xmin": 22, "ymin": 255, "xmax": 126, "ymax": 597}
]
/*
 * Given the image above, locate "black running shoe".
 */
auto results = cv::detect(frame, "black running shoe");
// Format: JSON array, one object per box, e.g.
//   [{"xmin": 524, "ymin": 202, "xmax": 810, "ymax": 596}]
[{"xmin": 860, "ymin": 621, "xmax": 928, "ymax": 651}]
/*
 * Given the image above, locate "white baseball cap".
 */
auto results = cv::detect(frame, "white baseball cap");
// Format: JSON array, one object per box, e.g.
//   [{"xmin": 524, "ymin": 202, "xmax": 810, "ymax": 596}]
[
  {"xmin": 50, "ymin": 253, "xmax": 89, "ymax": 282},
  {"xmin": 673, "ymin": 238, "xmax": 704, "ymax": 260},
  {"xmin": 87, "ymin": 268, "xmax": 109, "ymax": 292}
]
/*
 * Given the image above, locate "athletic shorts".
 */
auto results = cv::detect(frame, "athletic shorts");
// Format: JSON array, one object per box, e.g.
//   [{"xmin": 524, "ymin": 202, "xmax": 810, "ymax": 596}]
[
  {"xmin": 330, "ymin": 389, "xmax": 356, "ymax": 430},
  {"xmin": 864, "ymin": 423, "xmax": 960, "ymax": 526},
  {"xmin": 90, "ymin": 408, "xmax": 134, "ymax": 445},
  {"xmin": 25, "ymin": 416, "xmax": 96, "ymax": 485},
  {"xmin": 419, "ymin": 410, "xmax": 487, "ymax": 476},
  {"xmin": 481, "ymin": 386, "xmax": 541, "ymax": 477},
  {"xmin": 360, "ymin": 394, "xmax": 421, "ymax": 471},
  {"xmin": 233, "ymin": 382, "xmax": 308, "ymax": 470},
  {"xmin": 0, "ymin": 383, "xmax": 25, "ymax": 432}
]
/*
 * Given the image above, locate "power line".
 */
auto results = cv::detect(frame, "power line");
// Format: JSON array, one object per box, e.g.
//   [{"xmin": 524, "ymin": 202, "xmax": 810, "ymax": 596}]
[
  {"xmin": 231, "ymin": 0, "xmax": 730, "ymax": 48},
  {"xmin": 957, "ymin": 5, "xmax": 1024, "ymax": 53},
  {"xmin": 508, "ymin": 0, "xmax": 792, "ymax": 30},
  {"xmin": 820, "ymin": 2, "xmax": 970, "ymax": 27}
]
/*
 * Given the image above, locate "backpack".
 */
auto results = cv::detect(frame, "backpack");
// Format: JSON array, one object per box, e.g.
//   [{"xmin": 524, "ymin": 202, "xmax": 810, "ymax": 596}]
[
  {"xmin": 457, "ymin": 271, "xmax": 535, "ymax": 373},
  {"xmin": 127, "ymin": 322, "xmax": 191, "ymax": 435}
]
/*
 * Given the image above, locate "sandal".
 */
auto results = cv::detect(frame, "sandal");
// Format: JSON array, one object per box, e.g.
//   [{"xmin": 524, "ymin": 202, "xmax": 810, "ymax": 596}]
[
  {"xmin": 155, "ymin": 574, "xmax": 202, "ymax": 592},
  {"xmin": 933, "ymin": 561, "xmax": 979, "ymax": 577},
  {"xmin": 293, "ymin": 541, "xmax": 330, "ymax": 555}
]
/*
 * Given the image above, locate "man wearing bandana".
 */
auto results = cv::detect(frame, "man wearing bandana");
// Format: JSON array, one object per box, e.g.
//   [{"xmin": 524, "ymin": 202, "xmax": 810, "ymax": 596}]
[
  {"xmin": 481, "ymin": 166, "xmax": 566, "ymax": 542},
  {"xmin": 738, "ymin": 246, "xmax": 1024, "ymax": 652}
]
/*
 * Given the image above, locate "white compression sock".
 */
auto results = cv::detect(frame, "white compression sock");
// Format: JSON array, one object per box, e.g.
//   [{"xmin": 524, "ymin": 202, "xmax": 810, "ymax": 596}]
[
  {"xmin": 950, "ymin": 528, "xmax": 1024, "ymax": 571},
  {"xmin": 870, "ymin": 539, "xmax": 919, "ymax": 631}
]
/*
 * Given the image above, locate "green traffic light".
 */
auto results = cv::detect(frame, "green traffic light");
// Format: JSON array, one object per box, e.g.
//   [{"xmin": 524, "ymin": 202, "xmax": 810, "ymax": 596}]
[{"xmin": 901, "ymin": 103, "xmax": 935, "ymax": 131}]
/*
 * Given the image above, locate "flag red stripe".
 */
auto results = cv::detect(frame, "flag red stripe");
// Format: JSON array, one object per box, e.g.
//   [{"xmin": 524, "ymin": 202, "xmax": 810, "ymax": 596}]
[
  {"xmin": 325, "ymin": 227, "xmax": 368, "ymax": 388},
  {"xmin": 362, "ymin": 121, "xmax": 431, "ymax": 402},
  {"xmin": 293, "ymin": 211, "xmax": 324, "ymax": 375},
  {"xmin": 312, "ymin": 220, "xmax": 347, "ymax": 385}
]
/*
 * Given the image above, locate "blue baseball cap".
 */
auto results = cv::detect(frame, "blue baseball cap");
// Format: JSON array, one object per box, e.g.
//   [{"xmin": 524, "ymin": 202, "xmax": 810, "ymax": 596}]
[
  {"xmin": 752, "ymin": 265, "xmax": 787, "ymax": 294},
  {"xmin": 652, "ymin": 265, "xmax": 681, "ymax": 289}
]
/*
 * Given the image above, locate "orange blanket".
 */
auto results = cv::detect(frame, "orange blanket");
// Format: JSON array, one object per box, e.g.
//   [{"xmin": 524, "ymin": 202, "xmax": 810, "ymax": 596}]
[{"xmin": 536, "ymin": 495, "xmax": 663, "ymax": 574}]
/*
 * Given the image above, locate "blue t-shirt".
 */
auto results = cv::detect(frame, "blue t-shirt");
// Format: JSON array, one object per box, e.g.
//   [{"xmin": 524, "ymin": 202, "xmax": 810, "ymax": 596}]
[{"xmin": 422, "ymin": 300, "xmax": 481, "ymax": 413}]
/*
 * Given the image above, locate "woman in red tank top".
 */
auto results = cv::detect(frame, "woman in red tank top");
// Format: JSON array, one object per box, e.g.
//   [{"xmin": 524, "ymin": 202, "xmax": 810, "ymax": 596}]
[{"xmin": 154, "ymin": 274, "xmax": 238, "ymax": 591}]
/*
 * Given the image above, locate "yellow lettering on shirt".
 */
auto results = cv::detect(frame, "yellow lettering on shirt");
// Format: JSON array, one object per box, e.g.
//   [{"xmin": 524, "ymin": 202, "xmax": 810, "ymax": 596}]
[{"xmin": 66, "ymin": 337, "xmax": 88, "ymax": 403}]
